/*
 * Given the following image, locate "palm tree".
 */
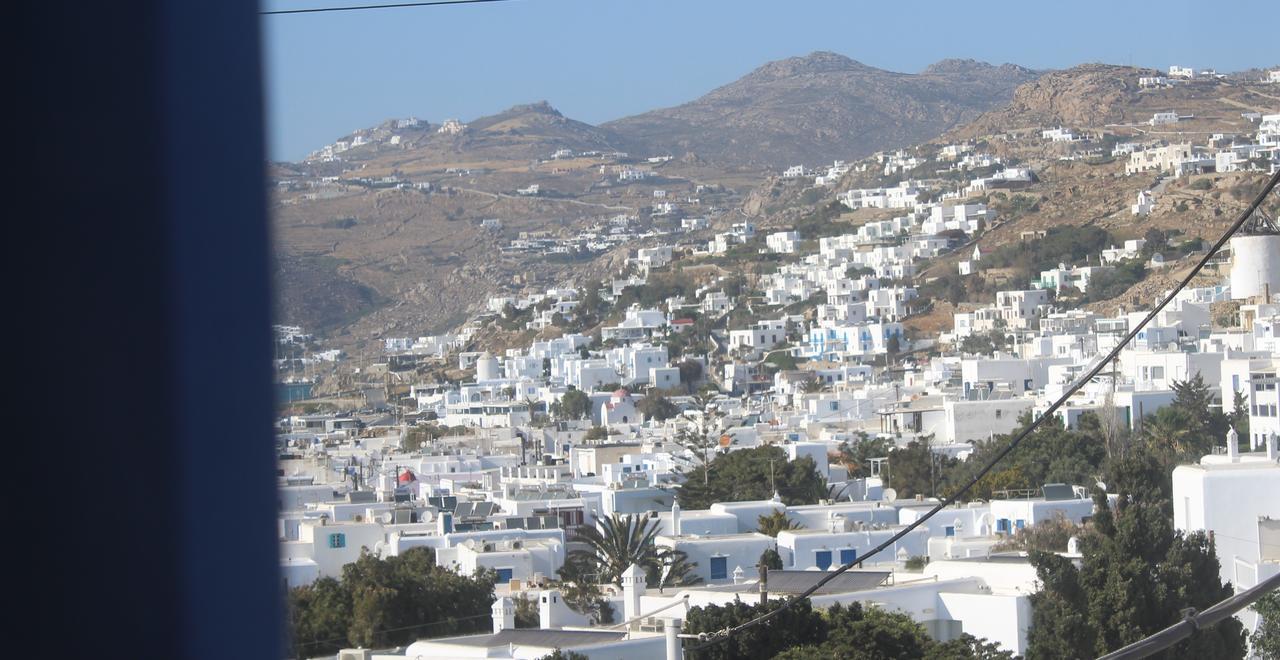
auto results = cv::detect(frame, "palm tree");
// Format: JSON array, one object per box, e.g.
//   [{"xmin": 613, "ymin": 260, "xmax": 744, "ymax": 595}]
[
  {"xmin": 756, "ymin": 510, "xmax": 803, "ymax": 537},
  {"xmin": 569, "ymin": 513, "xmax": 702, "ymax": 588},
  {"xmin": 1141, "ymin": 406, "xmax": 1197, "ymax": 461},
  {"xmin": 648, "ymin": 548, "xmax": 702, "ymax": 591},
  {"xmin": 801, "ymin": 379, "xmax": 826, "ymax": 394}
]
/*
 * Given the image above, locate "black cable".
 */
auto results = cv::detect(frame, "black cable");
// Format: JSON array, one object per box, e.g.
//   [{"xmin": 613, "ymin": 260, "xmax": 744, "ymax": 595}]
[
  {"xmin": 686, "ymin": 169, "xmax": 1280, "ymax": 653},
  {"xmin": 1098, "ymin": 571, "xmax": 1280, "ymax": 659},
  {"xmin": 261, "ymin": 0, "xmax": 517, "ymax": 16}
]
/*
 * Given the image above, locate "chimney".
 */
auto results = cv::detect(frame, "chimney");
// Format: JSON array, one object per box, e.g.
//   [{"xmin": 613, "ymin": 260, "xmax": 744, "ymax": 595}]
[
  {"xmin": 732, "ymin": 565, "xmax": 745, "ymax": 585},
  {"xmin": 437, "ymin": 510, "xmax": 454, "ymax": 535},
  {"xmin": 492, "ymin": 596, "xmax": 514, "ymax": 633},
  {"xmin": 538, "ymin": 589, "xmax": 563, "ymax": 629},
  {"xmin": 621, "ymin": 563, "xmax": 647, "ymax": 623},
  {"xmin": 1268, "ymin": 432, "xmax": 1278, "ymax": 462},
  {"xmin": 1227, "ymin": 426, "xmax": 1240, "ymax": 460},
  {"xmin": 671, "ymin": 501, "xmax": 682, "ymax": 536}
]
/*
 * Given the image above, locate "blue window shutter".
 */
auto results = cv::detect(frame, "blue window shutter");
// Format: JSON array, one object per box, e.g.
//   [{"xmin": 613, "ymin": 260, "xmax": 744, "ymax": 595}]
[
  {"xmin": 710, "ymin": 556, "xmax": 727, "ymax": 580},
  {"xmin": 839, "ymin": 549, "xmax": 856, "ymax": 565},
  {"xmin": 815, "ymin": 550, "xmax": 832, "ymax": 570},
  {"xmin": 496, "ymin": 568, "xmax": 514, "ymax": 583},
  {"xmin": 1016, "ymin": 519, "xmax": 1026, "ymax": 530},
  {"xmin": 945, "ymin": 526, "xmax": 955, "ymax": 537},
  {"xmin": 328, "ymin": 533, "xmax": 345, "ymax": 549}
]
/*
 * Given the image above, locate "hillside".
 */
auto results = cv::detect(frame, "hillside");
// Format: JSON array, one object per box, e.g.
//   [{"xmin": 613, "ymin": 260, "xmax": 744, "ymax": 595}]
[
  {"xmin": 271, "ymin": 56, "xmax": 1279, "ymax": 351},
  {"xmin": 603, "ymin": 52, "xmax": 1039, "ymax": 169},
  {"xmin": 951, "ymin": 62, "xmax": 1280, "ymax": 139}
]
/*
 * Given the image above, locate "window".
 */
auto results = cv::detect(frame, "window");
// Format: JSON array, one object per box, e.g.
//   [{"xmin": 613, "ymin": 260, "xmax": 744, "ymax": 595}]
[
  {"xmin": 496, "ymin": 567, "xmax": 514, "ymax": 582},
  {"xmin": 944, "ymin": 526, "xmax": 955, "ymax": 537},
  {"xmin": 815, "ymin": 550, "xmax": 832, "ymax": 570},
  {"xmin": 996, "ymin": 519, "xmax": 1010, "ymax": 533},
  {"xmin": 839, "ymin": 548, "xmax": 857, "ymax": 565},
  {"xmin": 995, "ymin": 410, "xmax": 1002, "ymax": 419},
  {"xmin": 1015, "ymin": 519, "xmax": 1026, "ymax": 530},
  {"xmin": 710, "ymin": 556, "xmax": 728, "ymax": 580},
  {"xmin": 328, "ymin": 533, "xmax": 346, "ymax": 549}
]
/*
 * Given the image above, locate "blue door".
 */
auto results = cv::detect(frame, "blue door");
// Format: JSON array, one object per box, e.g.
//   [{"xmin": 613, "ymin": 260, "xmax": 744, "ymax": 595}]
[
  {"xmin": 710, "ymin": 556, "xmax": 727, "ymax": 580},
  {"xmin": 839, "ymin": 549, "xmax": 856, "ymax": 565},
  {"xmin": 815, "ymin": 550, "xmax": 832, "ymax": 570}
]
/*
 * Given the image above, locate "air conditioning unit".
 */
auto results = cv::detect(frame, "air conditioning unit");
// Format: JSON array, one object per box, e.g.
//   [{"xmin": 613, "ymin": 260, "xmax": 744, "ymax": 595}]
[{"xmin": 337, "ymin": 650, "xmax": 372, "ymax": 660}]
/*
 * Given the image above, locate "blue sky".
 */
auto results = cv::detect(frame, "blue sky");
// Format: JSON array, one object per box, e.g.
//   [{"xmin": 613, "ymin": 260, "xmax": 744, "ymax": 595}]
[{"xmin": 262, "ymin": 0, "xmax": 1277, "ymax": 161}]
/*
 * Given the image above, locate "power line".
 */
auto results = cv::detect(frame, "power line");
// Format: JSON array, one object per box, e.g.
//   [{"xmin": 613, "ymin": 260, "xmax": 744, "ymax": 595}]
[
  {"xmin": 687, "ymin": 169, "xmax": 1280, "ymax": 654},
  {"xmin": 1098, "ymin": 571, "xmax": 1280, "ymax": 659},
  {"xmin": 261, "ymin": 0, "xmax": 517, "ymax": 16}
]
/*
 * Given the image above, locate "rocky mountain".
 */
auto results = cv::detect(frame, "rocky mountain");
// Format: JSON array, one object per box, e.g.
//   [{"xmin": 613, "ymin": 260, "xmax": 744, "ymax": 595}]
[
  {"xmin": 948, "ymin": 64, "xmax": 1153, "ymax": 137},
  {"xmin": 602, "ymin": 52, "xmax": 1039, "ymax": 169}
]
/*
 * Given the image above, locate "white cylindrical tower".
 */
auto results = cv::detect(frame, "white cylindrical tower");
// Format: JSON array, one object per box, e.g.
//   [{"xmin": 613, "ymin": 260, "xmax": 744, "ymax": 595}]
[
  {"xmin": 476, "ymin": 352, "xmax": 500, "ymax": 380},
  {"xmin": 1229, "ymin": 234, "xmax": 1280, "ymax": 301}
]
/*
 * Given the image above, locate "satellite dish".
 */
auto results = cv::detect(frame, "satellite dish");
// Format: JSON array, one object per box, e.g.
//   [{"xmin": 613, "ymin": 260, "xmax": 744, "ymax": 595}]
[{"xmin": 883, "ymin": 488, "xmax": 898, "ymax": 503}]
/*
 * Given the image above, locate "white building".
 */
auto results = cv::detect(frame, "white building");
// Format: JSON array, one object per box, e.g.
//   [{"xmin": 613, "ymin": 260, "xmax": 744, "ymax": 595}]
[
  {"xmin": 437, "ymin": 119, "xmax": 466, "ymax": 134},
  {"xmin": 1132, "ymin": 190, "xmax": 1154, "ymax": 216},
  {"xmin": 1173, "ymin": 434, "xmax": 1279, "ymax": 639},
  {"xmin": 767, "ymin": 231, "xmax": 801, "ymax": 254}
]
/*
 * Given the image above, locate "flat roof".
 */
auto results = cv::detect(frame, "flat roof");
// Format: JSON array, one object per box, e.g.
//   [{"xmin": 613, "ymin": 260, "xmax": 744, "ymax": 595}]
[{"xmin": 767, "ymin": 570, "xmax": 891, "ymax": 594}]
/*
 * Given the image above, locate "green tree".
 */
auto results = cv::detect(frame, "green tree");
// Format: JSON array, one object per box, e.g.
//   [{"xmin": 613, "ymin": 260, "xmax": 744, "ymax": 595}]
[
  {"xmin": 1229, "ymin": 390, "xmax": 1250, "ymax": 441},
  {"xmin": 554, "ymin": 388, "xmax": 592, "ymax": 420},
  {"xmin": 554, "ymin": 556, "xmax": 615, "ymax": 624},
  {"xmin": 637, "ymin": 393, "xmax": 680, "ymax": 421},
  {"xmin": 537, "ymin": 649, "xmax": 590, "ymax": 660},
  {"xmin": 1251, "ymin": 591, "xmax": 1280, "ymax": 660},
  {"xmin": 948, "ymin": 414, "xmax": 1106, "ymax": 500},
  {"xmin": 756, "ymin": 510, "xmax": 804, "ymax": 537},
  {"xmin": 836, "ymin": 433, "xmax": 892, "ymax": 479},
  {"xmin": 821, "ymin": 602, "xmax": 932, "ymax": 659},
  {"xmin": 685, "ymin": 598, "xmax": 827, "ymax": 660},
  {"xmin": 758, "ymin": 548, "xmax": 783, "ymax": 571},
  {"xmin": 1140, "ymin": 405, "xmax": 1202, "ymax": 467},
  {"xmin": 677, "ymin": 359, "xmax": 704, "ymax": 391},
  {"xmin": 1026, "ymin": 478, "xmax": 1246, "ymax": 659},
  {"xmin": 513, "ymin": 593, "xmax": 539, "ymax": 628},
  {"xmin": 287, "ymin": 548, "xmax": 496, "ymax": 657},
  {"xmin": 678, "ymin": 445, "xmax": 826, "ymax": 510},
  {"xmin": 923, "ymin": 634, "xmax": 1016, "ymax": 660},
  {"xmin": 888, "ymin": 437, "xmax": 957, "ymax": 499},
  {"xmin": 768, "ymin": 601, "xmax": 1013, "ymax": 660},
  {"xmin": 1170, "ymin": 373, "xmax": 1229, "ymax": 449},
  {"xmin": 886, "ymin": 334, "xmax": 901, "ymax": 365},
  {"xmin": 287, "ymin": 577, "xmax": 352, "ymax": 658}
]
